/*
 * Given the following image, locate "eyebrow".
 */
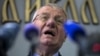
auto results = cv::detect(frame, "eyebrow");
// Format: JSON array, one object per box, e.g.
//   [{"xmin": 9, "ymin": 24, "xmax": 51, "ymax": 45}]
[
  {"xmin": 41, "ymin": 13, "xmax": 64, "ymax": 18},
  {"xmin": 41, "ymin": 12, "xmax": 50, "ymax": 16},
  {"xmin": 55, "ymin": 15, "xmax": 65, "ymax": 20}
]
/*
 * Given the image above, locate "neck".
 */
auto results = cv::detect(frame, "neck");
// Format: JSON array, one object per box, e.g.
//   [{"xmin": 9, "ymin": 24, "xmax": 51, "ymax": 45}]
[{"xmin": 36, "ymin": 44, "xmax": 59, "ymax": 56}]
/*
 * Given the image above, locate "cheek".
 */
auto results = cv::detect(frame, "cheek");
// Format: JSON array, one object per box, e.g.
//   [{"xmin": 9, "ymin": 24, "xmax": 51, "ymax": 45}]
[{"xmin": 57, "ymin": 26, "xmax": 66, "ymax": 41}]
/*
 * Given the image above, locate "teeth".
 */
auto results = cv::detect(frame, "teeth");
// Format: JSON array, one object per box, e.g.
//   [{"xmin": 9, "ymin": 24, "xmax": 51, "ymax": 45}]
[{"xmin": 44, "ymin": 31, "xmax": 55, "ymax": 36}]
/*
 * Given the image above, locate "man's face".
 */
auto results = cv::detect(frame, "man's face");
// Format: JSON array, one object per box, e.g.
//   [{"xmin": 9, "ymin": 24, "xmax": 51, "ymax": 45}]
[{"xmin": 32, "ymin": 6, "xmax": 66, "ymax": 47}]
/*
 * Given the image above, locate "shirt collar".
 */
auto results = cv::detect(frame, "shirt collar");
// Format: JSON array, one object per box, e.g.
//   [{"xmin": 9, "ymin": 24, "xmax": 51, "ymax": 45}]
[{"xmin": 33, "ymin": 52, "xmax": 59, "ymax": 56}]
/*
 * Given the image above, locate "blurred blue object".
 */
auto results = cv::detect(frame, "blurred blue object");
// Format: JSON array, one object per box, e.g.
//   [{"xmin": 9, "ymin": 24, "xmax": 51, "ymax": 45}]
[
  {"xmin": 63, "ymin": 20, "xmax": 86, "ymax": 42},
  {"xmin": 24, "ymin": 23, "xmax": 39, "ymax": 41},
  {"xmin": 0, "ymin": 22, "xmax": 20, "ymax": 51},
  {"xmin": 2, "ymin": 22, "xmax": 20, "ymax": 39}
]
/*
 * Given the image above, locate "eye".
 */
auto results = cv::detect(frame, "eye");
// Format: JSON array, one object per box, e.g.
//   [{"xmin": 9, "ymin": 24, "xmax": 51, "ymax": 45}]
[
  {"xmin": 39, "ymin": 15, "xmax": 49, "ymax": 21},
  {"xmin": 55, "ymin": 17, "xmax": 64, "ymax": 25},
  {"xmin": 57, "ymin": 19, "xmax": 63, "ymax": 23}
]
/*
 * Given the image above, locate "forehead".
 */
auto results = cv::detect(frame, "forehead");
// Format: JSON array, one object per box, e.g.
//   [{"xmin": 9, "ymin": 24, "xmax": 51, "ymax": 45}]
[{"xmin": 37, "ymin": 6, "xmax": 66, "ymax": 17}]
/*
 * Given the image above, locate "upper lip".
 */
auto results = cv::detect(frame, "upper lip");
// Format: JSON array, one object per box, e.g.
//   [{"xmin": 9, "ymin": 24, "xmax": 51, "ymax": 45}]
[{"xmin": 43, "ymin": 29, "xmax": 56, "ymax": 36}]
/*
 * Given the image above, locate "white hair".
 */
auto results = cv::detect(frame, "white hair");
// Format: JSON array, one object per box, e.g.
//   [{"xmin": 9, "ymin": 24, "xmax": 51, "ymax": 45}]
[{"xmin": 31, "ymin": 11, "xmax": 38, "ymax": 22}]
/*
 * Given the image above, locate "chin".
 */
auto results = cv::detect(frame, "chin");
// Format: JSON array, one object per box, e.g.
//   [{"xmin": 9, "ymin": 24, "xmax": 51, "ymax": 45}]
[
  {"xmin": 40, "ymin": 41, "xmax": 53, "ymax": 46},
  {"xmin": 43, "ymin": 41, "xmax": 58, "ymax": 47},
  {"xmin": 40, "ymin": 37, "xmax": 58, "ymax": 45}
]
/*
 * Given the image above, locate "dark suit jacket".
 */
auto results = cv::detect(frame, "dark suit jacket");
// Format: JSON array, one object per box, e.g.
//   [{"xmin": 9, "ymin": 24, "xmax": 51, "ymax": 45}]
[
  {"xmin": 58, "ymin": 52, "xmax": 62, "ymax": 56},
  {"xmin": 28, "ymin": 51, "xmax": 62, "ymax": 56}
]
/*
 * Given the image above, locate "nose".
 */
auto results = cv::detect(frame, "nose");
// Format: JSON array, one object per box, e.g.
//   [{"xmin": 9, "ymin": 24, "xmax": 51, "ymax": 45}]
[{"xmin": 46, "ymin": 19, "xmax": 56, "ymax": 28}]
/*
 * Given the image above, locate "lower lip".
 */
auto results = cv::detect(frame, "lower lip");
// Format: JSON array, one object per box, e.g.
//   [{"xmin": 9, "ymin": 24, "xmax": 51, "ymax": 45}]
[
  {"xmin": 44, "ymin": 34, "xmax": 54, "ymax": 37},
  {"xmin": 43, "ymin": 34, "xmax": 54, "ymax": 38}
]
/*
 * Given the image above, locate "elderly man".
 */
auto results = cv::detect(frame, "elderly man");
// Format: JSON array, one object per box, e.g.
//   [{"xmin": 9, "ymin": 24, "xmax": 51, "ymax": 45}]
[{"xmin": 29, "ymin": 3, "xmax": 67, "ymax": 56}]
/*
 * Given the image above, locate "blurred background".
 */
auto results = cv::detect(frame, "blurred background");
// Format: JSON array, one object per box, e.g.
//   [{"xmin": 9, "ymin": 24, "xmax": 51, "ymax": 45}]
[{"xmin": 0, "ymin": 0, "xmax": 100, "ymax": 56}]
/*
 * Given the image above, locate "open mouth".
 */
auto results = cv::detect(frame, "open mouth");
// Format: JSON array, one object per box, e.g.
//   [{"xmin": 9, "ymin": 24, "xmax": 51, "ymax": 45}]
[{"xmin": 44, "ymin": 30, "xmax": 55, "ymax": 36}]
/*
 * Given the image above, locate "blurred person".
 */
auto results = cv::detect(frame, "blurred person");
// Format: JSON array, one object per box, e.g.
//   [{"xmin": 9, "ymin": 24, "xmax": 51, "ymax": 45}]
[{"xmin": 28, "ymin": 3, "xmax": 67, "ymax": 56}]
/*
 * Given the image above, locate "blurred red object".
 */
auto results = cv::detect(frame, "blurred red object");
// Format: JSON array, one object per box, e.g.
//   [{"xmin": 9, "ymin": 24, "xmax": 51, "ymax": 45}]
[{"xmin": 92, "ymin": 43, "xmax": 100, "ymax": 52}]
